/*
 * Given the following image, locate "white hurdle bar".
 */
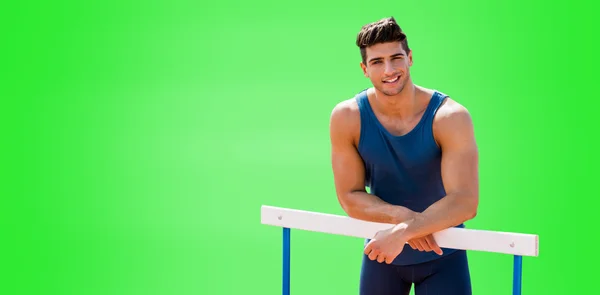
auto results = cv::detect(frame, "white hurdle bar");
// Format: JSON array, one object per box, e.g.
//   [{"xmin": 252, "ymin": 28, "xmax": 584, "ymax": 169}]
[{"xmin": 261, "ymin": 205, "xmax": 539, "ymax": 295}]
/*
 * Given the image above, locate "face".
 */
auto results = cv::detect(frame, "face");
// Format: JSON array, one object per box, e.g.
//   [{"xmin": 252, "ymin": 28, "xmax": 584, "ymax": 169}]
[{"xmin": 360, "ymin": 41, "xmax": 413, "ymax": 96}]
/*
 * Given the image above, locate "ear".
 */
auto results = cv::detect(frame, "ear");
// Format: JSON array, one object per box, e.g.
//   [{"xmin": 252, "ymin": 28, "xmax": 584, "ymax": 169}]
[
  {"xmin": 408, "ymin": 50, "xmax": 413, "ymax": 67},
  {"xmin": 360, "ymin": 62, "xmax": 369, "ymax": 77}
]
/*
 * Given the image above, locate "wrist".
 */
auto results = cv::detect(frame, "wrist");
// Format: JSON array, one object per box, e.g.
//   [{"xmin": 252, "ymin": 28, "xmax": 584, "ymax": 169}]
[
  {"xmin": 393, "ymin": 207, "xmax": 416, "ymax": 224},
  {"xmin": 401, "ymin": 213, "xmax": 424, "ymax": 240}
]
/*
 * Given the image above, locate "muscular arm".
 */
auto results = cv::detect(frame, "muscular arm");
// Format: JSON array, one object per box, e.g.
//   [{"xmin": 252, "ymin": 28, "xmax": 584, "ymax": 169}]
[
  {"xmin": 329, "ymin": 101, "xmax": 415, "ymax": 224},
  {"xmin": 402, "ymin": 103, "xmax": 479, "ymax": 240}
]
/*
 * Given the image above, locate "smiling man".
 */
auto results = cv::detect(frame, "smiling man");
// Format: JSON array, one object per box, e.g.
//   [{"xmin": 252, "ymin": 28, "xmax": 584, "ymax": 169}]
[{"xmin": 329, "ymin": 17, "xmax": 479, "ymax": 295}]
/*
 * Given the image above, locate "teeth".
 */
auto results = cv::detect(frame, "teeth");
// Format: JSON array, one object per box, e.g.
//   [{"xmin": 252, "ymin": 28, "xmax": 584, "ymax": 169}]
[{"xmin": 384, "ymin": 76, "xmax": 399, "ymax": 83}]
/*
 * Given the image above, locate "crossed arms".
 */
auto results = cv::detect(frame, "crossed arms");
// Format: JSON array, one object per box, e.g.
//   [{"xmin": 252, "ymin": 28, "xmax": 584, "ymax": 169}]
[{"xmin": 329, "ymin": 98, "xmax": 479, "ymax": 262}]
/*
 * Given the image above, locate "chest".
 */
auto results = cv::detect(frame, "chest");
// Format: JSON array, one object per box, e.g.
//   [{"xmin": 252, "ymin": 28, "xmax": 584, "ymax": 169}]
[
  {"xmin": 373, "ymin": 111, "xmax": 425, "ymax": 137},
  {"xmin": 358, "ymin": 129, "xmax": 441, "ymax": 171}
]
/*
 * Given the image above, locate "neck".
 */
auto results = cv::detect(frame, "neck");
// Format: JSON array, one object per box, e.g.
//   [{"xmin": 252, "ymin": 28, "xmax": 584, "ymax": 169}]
[{"xmin": 371, "ymin": 81, "xmax": 421, "ymax": 118}]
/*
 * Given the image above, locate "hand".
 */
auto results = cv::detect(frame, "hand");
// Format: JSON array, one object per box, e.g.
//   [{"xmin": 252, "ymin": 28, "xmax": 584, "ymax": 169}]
[
  {"xmin": 363, "ymin": 222, "xmax": 410, "ymax": 264},
  {"xmin": 394, "ymin": 210, "xmax": 443, "ymax": 255},
  {"xmin": 408, "ymin": 234, "xmax": 443, "ymax": 255}
]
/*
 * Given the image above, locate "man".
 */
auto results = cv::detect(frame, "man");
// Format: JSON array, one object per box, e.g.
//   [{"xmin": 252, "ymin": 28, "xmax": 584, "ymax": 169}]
[{"xmin": 329, "ymin": 17, "xmax": 479, "ymax": 295}]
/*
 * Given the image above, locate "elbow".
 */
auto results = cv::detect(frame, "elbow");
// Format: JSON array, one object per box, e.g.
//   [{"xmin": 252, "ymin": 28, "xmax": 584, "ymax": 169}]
[
  {"xmin": 467, "ymin": 208, "xmax": 477, "ymax": 221},
  {"xmin": 340, "ymin": 200, "xmax": 360, "ymax": 219},
  {"xmin": 337, "ymin": 192, "xmax": 361, "ymax": 219},
  {"xmin": 337, "ymin": 194, "xmax": 354, "ymax": 216},
  {"xmin": 465, "ymin": 195, "xmax": 479, "ymax": 221},
  {"xmin": 452, "ymin": 192, "xmax": 478, "ymax": 222}
]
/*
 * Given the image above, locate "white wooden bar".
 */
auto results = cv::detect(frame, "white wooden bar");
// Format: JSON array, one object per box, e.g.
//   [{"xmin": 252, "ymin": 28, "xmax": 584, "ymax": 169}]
[{"xmin": 261, "ymin": 205, "xmax": 539, "ymax": 257}]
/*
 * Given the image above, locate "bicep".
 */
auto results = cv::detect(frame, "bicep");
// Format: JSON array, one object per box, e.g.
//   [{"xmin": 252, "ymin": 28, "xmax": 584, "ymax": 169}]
[
  {"xmin": 329, "ymin": 106, "xmax": 366, "ymax": 199},
  {"xmin": 438, "ymin": 109, "xmax": 479, "ymax": 199},
  {"xmin": 331, "ymin": 139, "xmax": 366, "ymax": 196}
]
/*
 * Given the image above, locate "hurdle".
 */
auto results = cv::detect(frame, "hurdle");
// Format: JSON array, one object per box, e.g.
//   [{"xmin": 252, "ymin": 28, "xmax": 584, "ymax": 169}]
[{"xmin": 261, "ymin": 205, "xmax": 539, "ymax": 295}]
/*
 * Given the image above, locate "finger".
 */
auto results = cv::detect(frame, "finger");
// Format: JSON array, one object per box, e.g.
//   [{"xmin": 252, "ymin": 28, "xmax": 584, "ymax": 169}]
[
  {"xmin": 368, "ymin": 249, "xmax": 379, "ymax": 260},
  {"xmin": 426, "ymin": 235, "xmax": 443, "ymax": 255},
  {"xmin": 411, "ymin": 239, "xmax": 423, "ymax": 251},
  {"xmin": 377, "ymin": 254, "xmax": 386, "ymax": 263},
  {"xmin": 385, "ymin": 253, "xmax": 396, "ymax": 264},
  {"xmin": 423, "ymin": 235, "xmax": 440, "ymax": 254},
  {"xmin": 408, "ymin": 241, "xmax": 417, "ymax": 250},
  {"xmin": 385, "ymin": 247, "xmax": 403, "ymax": 264},
  {"xmin": 419, "ymin": 239, "xmax": 433, "ymax": 252},
  {"xmin": 414, "ymin": 239, "xmax": 427, "ymax": 251},
  {"xmin": 364, "ymin": 241, "xmax": 373, "ymax": 255}
]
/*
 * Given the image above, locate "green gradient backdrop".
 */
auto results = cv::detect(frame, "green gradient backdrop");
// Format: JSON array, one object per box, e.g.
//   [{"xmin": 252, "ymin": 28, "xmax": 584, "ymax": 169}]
[{"xmin": 3, "ymin": 1, "xmax": 596, "ymax": 295}]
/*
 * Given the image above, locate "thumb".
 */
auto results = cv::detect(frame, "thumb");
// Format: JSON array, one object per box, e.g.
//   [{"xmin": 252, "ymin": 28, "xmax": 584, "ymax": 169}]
[{"xmin": 427, "ymin": 235, "xmax": 443, "ymax": 255}]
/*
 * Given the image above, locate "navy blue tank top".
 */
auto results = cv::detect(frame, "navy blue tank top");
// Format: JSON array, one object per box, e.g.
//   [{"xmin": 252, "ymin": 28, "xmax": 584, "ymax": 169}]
[{"xmin": 355, "ymin": 89, "xmax": 465, "ymax": 266}]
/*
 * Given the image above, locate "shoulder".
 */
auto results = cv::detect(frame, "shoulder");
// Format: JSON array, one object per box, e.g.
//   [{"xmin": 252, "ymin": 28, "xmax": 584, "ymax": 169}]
[
  {"xmin": 330, "ymin": 97, "xmax": 360, "ymax": 122},
  {"xmin": 435, "ymin": 97, "xmax": 472, "ymax": 125},
  {"xmin": 330, "ymin": 97, "xmax": 361, "ymax": 145},
  {"xmin": 433, "ymin": 96, "xmax": 476, "ymax": 148}
]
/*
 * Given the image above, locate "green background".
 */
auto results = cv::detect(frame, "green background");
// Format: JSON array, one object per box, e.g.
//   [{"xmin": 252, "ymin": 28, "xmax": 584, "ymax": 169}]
[{"xmin": 3, "ymin": 0, "xmax": 596, "ymax": 294}]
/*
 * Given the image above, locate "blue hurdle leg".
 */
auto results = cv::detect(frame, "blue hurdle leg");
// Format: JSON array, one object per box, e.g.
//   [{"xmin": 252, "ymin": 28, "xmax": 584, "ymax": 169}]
[
  {"xmin": 283, "ymin": 227, "xmax": 290, "ymax": 295},
  {"xmin": 513, "ymin": 255, "xmax": 522, "ymax": 295}
]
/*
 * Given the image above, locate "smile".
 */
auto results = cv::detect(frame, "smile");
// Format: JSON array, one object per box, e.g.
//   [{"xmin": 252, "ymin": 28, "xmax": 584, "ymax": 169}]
[{"xmin": 383, "ymin": 75, "xmax": 400, "ymax": 83}]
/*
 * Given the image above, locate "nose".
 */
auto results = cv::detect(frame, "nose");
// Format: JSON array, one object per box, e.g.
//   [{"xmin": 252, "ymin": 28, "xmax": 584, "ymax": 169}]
[{"xmin": 384, "ymin": 61, "xmax": 395, "ymax": 76}]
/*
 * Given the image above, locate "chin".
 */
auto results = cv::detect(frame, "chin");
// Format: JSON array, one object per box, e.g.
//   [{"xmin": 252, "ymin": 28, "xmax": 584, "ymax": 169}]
[{"xmin": 378, "ymin": 85, "xmax": 405, "ymax": 97}]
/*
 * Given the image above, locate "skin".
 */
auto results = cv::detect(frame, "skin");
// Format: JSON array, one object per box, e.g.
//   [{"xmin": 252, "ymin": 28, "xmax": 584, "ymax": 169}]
[{"xmin": 329, "ymin": 41, "xmax": 479, "ymax": 264}]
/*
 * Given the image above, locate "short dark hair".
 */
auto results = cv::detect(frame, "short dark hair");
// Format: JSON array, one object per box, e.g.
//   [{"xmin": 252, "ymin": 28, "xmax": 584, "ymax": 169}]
[{"xmin": 356, "ymin": 17, "xmax": 410, "ymax": 64}]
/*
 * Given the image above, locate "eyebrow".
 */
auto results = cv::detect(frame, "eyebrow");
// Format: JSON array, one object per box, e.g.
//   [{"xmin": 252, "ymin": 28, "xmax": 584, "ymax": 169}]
[{"xmin": 368, "ymin": 53, "xmax": 405, "ymax": 64}]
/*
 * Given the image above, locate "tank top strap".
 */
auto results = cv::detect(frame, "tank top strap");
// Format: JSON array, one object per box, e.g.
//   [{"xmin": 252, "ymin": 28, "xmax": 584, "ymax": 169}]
[
  {"xmin": 354, "ymin": 89, "xmax": 373, "ymax": 125},
  {"xmin": 421, "ymin": 91, "xmax": 448, "ymax": 127}
]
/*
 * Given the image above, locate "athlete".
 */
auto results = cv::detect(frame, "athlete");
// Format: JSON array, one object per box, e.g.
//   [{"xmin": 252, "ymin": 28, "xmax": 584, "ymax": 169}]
[{"xmin": 329, "ymin": 17, "xmax": 479, "ymax": 295}]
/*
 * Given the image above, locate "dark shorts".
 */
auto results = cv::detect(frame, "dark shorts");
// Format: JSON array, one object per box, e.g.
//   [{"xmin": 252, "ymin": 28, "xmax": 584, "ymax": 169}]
[{"xmin": 359, "ymin": 250, "xmax": 472, "ymax": 295}]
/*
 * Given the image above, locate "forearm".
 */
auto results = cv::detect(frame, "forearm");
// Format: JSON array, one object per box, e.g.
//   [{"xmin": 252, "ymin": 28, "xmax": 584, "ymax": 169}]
[
  {"xmin": 403, "ymin": 193, "xmax": 478, "ymax": 240},
  {"xmin": 340, "ymin": 191, "xmax": 415, "ymax": 224}
]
